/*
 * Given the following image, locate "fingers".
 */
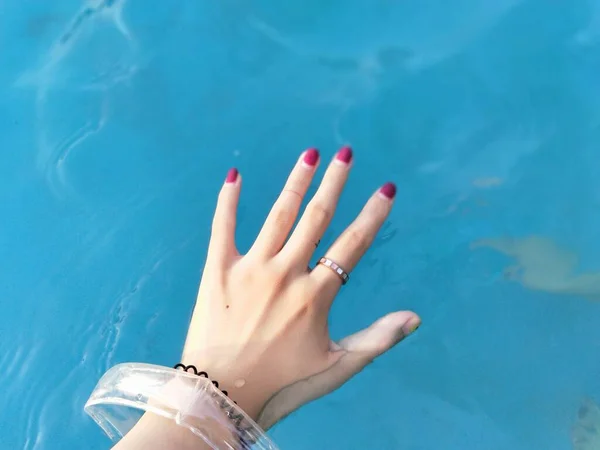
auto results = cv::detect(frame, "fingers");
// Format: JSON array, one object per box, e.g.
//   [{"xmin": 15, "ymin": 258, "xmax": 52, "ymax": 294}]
[
  {"xmin": 280, "ymin": 146, "xmax": 353, "ymax": 265},
  {"xmin": 311, "ymin": 182, "xmax": 397, "ymax": 293},
  {"xmin": 249, "ymin": 149, "xmax": 319, "ymax": 258},
  {"xmin": 207, "ymin": 168, "xmax": 241, "ymax": 264}
]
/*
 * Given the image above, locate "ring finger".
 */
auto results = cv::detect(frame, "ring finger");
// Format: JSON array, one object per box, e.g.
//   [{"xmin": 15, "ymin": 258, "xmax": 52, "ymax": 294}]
[{"xmin": 311, "ymin": 182, "xmax": 397, "ymax": 297}]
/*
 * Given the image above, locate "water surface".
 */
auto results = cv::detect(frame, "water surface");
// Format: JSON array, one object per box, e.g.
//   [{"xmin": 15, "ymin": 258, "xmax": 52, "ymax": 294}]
[{"xmin": 1, "ymin": 1, "xmax": 600, "ymax": 449}]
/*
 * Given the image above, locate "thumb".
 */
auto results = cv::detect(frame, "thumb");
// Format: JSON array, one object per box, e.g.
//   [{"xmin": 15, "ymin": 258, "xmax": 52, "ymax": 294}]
[
  {"xmin": 256, "ymin": 311, "xmax": 420, "ymax": 429},
  {"xmin": 338, "ymin": 310, "xmax": 421, "ymax": 356},
  {"xmin": 325, "ymin": 310, "xmax": 421, "ymax": 397}
]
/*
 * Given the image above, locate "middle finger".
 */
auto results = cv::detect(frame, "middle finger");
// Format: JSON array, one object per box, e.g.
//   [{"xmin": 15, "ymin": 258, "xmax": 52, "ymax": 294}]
[
  {"xmin": 279, "ymin": 146, "xmax": 353, "ymax": 266},
  {"xmin": 250, "ymin": 148, "xmax": 319, "ymax": 258}
]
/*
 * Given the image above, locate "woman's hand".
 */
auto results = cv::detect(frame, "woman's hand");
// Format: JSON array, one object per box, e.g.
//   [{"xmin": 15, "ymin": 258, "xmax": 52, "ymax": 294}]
[{"xmin": 181, "ymin": 147, "xmax": 420, "ymax": 429}]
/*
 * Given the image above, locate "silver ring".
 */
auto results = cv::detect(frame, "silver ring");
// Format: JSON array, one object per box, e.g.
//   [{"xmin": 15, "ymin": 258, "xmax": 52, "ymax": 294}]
[{"xmin": 317, "ymin": 257, "xmax": 349, "ymax": 285}]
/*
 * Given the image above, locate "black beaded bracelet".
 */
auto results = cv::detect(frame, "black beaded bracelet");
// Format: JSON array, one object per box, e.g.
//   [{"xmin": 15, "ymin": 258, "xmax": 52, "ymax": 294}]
[
  {"xmin": 173, "ymin": 364, "xmax": 234, "ymax": 401},
  {"xmin": 174, "ymin": 363, "xmax": 258, "ymax": 449}
]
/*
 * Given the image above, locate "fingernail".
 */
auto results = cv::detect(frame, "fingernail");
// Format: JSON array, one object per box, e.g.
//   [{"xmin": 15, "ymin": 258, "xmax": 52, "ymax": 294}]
[
  {"xmin": 335, "ymin": 146, "xmax": 353, "ymax": 164},
  {"xmin": 379, "ymin": 182, "xmax": 397, "ymax": 199},
  {"xmin": 402, "ymin": 319, "xmax": 421, "ymax": 336},
  {"xmin": 225, "ymin": 168, "xmax": 239, "ymax": 183},
  {"xmin": 303, "ymin": 148, "xmax": 319, "ymax": 167}
]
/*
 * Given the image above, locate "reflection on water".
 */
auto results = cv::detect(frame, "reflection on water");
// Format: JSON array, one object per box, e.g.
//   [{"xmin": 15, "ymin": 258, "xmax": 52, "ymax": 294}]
[
  {"xmin": 573, "ymin": 398, "xmax": 600, "ymax": 450},
  {"xmin": 472, "ymin": 236, "xmax": 600, "ymax": 300},
  {"xmin": 472, "ymin": 237, "xmax": 600, "ymax": 450},
  {"xmin": 15, "ymin": 0, "xmax": 137, "ymax": 200}
]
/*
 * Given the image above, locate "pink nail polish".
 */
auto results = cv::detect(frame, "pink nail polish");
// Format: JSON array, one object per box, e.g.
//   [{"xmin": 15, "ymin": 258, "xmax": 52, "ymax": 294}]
[
  {"xmin": 336, "ymin": 146, "xmax": 353, "ymax": 164},
  {"xmin": 225, "ymin": 168, "xmax": 239, "ymax": 183},
  {"xmin": 379, "ymin": 182, "xmax": 397, "ymax": 199},
  {"xmin": 303, "ymin": 148, "xmax": 319, "ymax": 166}
]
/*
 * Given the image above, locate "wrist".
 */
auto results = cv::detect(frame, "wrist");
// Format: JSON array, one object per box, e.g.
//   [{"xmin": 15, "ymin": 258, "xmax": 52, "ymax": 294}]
[
  {"xmin": 85, "ymin": 363, "xmax": 278, "ymax": 449},
  {"xmin": 176, "ymin": 361, "xmax": 267, "ymax": 421}
]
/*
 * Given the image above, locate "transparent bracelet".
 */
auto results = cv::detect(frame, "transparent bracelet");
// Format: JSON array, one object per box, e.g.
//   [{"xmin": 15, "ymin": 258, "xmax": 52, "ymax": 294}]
[{"xmin": 85, "ymin": 363, "xmax": 278, "ymax": 450}]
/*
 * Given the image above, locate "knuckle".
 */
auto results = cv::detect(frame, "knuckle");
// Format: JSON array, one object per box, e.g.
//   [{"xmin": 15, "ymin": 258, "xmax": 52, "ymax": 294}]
[
  {"xmin": 269, "ymin": 259, "xmax": 289, "ymax": 280},
  {"xmin": 367, "ymin": 199, "xmax": 390, "ymax": 221},
  {"xmin": 272, "ymin": 205, "xmax": 295, "ymax": 229},
  {"xmin": 281, "ymin": 188, "xmax": 303, "ymax": 205},
  {"xmin": 307, "ymin": 200, "xmax": 332, "ymax": 224},
  {"xmin": 344, "ymin": 227, "xmax": 371, "ymax": 252}
]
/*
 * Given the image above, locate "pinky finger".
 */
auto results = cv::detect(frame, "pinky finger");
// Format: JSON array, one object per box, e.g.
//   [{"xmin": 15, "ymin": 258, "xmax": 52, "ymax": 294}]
[{"xmin": 208, "ymin": 168, "xmax": 241, "ymax": 265}]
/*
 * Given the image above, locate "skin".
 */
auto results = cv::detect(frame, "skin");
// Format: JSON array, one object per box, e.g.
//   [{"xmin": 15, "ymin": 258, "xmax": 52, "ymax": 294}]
[{"xmin": 114, "ymin": 147, "xmax": 421, "ymax": 449}]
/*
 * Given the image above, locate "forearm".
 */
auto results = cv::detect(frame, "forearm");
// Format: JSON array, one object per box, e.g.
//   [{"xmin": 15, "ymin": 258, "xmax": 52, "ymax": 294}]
[
  {"xmin": 113, "ymin": 411, "xmax": 236, "ymax": 450},
  {"xmin": 85, "ymin": 363, "xmax": 267, "ymax": 450},
  {"xmin": 113, "ymin": 413, "xmax": 209, "ymax": 450}
]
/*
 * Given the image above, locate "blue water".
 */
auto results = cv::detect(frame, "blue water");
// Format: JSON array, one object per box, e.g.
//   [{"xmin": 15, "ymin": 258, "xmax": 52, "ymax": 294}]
[{"xmin": 2, "ymin": 0, "xmax": 600, "ymax": 449}]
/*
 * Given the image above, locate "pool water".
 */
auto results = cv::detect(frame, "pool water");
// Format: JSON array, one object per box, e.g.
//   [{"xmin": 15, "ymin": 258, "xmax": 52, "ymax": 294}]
[{"xmin": 2, "ymin": 0, "xmax": 600, "ymax": 449}]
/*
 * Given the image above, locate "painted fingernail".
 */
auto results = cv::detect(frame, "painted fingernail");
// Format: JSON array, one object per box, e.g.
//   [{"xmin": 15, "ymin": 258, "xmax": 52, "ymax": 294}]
[
  {"xmin": 303, "ymin": 148, "xmax": 319, "ymax": 167},
  {"xmin": 402, "ymin": 319, "xmax": 421, "ymax": 336},
  {"xmin": 379, "ymin": 182, "xmax": 397, "ymax": 199},
  {"xmin": 225, "ymin": 168, "xmax": 239, "ymax": 183},
  {"xmin": 335, "ymin": 146, "xmax": 353, "ymax": 164}
]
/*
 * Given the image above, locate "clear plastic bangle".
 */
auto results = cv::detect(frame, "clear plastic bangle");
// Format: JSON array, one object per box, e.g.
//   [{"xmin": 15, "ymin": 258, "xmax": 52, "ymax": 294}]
[{"xmin": 85, "ymin": 363, "xmax": 278, "ymax": 450}]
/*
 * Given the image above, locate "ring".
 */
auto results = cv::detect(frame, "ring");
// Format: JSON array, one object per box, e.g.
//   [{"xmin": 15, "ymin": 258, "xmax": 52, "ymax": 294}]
[{"xmin": 317, "ymin": 257, "xmax": 349, "ymax": 285}]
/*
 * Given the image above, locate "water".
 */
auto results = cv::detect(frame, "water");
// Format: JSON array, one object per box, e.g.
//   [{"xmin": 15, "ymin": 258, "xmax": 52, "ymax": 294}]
[{"xmin": 1, "ymin": 0, "xmax": 600, "ymax": 448}]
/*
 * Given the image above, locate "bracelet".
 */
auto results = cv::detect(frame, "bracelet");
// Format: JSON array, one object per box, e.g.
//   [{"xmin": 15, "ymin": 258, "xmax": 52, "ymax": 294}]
[
  {"xmin": 85, "ymin": 363, "xmax": 278, "ymax": 450},
  {"xmin": 173, "ymin": 364, "xmax": 235, "ymax": 401},
  {"xmin": 174, "ymin": 363, "xmax": 255, "ymax": 447}
]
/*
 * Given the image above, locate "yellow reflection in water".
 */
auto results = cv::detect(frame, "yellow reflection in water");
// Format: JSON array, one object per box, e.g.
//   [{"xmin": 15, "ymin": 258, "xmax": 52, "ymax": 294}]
[{"xmin": 471, "ymin": 236, "xmax": 600, "ymax": 299}]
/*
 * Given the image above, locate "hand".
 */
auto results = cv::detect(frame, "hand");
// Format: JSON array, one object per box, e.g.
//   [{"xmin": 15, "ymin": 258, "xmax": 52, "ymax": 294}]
[{"xmin": 181, "ymin": 147, "xmax": 421, "ymax": 429}]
